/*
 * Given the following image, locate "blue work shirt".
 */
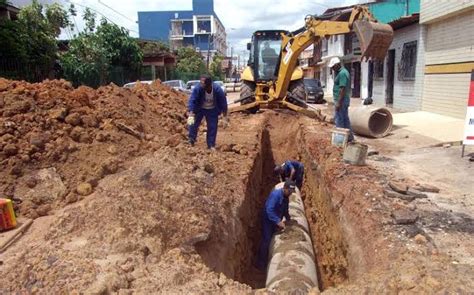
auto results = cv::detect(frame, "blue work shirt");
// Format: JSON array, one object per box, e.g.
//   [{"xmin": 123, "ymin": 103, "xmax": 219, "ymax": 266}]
[
  {"xmin": 188, "ymin": 83, "xmax": 228, "ymax": 115},
  {"xmin": 263, "ymin": 188, "xmax": 290, "ymax": 225},
  {"xmin": 281, "ymin": 160, "xmax": 303, "ymax": 178}
]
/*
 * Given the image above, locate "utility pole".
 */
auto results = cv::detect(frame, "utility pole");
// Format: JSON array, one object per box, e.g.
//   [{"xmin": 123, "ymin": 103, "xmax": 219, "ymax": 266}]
[{"xmin": 206, "ymin": 33, "xmax": 213, "ymax": 70}]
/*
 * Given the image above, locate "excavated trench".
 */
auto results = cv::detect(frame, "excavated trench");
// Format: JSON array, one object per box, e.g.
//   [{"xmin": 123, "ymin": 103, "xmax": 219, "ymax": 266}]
[{"xmin": 197, "ymin": 114, "xmax": 352, "ymax": 291}]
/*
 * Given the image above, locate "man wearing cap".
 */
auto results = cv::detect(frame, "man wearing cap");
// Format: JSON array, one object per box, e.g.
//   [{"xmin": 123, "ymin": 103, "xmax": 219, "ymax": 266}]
[
  {"xmin": 187, "ymin": 74, "xmax": 229, "ymax": 150},
  {"xmin": 274, "ymin": 160, "xmax": 305, "ymax": 190},
  {"xmin": 255, "ymin": 180, "xmax": 295, "ymax": 270},
  {"xmin": 328, "ymin": 57, "xmax": 354, "ymax": 142}
]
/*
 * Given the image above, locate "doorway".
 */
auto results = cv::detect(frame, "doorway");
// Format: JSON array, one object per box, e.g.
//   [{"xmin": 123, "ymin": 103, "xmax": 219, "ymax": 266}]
[
  {"xmin": 352, "ymin": 62, "xmax": 361, "ymax": 98},
  {"xmin": 386, "ymin": 49, "xmax": 395, "ymax": 105}
]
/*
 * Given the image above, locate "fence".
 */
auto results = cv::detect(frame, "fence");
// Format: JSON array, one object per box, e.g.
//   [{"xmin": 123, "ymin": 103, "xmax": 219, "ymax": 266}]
[{"xmin": 0, "ymin": 58, "xmax": 53, "ymax": 82}]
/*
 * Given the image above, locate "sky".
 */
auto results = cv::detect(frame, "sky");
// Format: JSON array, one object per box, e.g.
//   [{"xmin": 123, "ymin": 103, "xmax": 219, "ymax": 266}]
[{"xmin": 10, "ymin": 0, "xmax": 365, "ymax": 56}]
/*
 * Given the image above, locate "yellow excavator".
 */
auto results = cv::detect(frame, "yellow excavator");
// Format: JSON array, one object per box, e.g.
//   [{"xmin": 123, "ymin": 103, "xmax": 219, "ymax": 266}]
[{"xmin": 231, "ymin": 6, "xmax": 393, "ymax": 118}]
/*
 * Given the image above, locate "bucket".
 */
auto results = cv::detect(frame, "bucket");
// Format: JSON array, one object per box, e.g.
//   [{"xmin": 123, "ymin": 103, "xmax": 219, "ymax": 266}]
[
  {"xmin": 0, "ymin": 198, "xmax": 17, "ymax": 231},
  {"xmin": 331, "ymin": 128, "xmax": 350, "ymax": 148},
  {"xmin": 343, "ymin": 143, "xmax": 368, "ymax": 165}
]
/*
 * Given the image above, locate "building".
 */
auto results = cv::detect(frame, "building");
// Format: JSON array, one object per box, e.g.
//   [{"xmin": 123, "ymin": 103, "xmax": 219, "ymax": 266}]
[
  {"xmin": 137, "ymin": 0, "xmax": 226, "ymax": 62},
  {"xmin": 138, "ymin": 40, "xmax": 177, "ymax": 81},
  {"xmin": 369, "ymin": 13, "xmax": 424, "ymax": 111},
  {"xmin": 0, "ymin": 2, "xmax": 19, "ymax": 20},
  {"xmin": 419, "ymin": 0, "xmax": 474, "ymax": 119}
]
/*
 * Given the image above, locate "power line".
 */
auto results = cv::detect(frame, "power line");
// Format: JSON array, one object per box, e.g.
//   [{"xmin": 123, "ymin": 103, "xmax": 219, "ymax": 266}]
[
  {"xmin": 65, "ymin": 0, "xmax": 138, "ymax": 34},
  {"xmin": 97, "ymin": 0, "xmax": 136, "ymax": 24}
]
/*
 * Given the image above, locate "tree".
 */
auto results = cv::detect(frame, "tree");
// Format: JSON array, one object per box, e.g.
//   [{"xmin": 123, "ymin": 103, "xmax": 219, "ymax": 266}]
[
  {"xmin": 175, "ymin": 47, "xmax": 206, "ymax": 81},
  {"xmin": 0, "ymin": 0, "xmax": 70, "ymax": 81},
  {"xmin": 60, "ymin": 13, "xmax": 143, "ymax": 87},
  {"xmin": 209, "ymin": 54, "xmax": 224, "ymax": 81},
  {"xmin": 18, "ymin": 0, "xmax": 70, "ymax": 66}
]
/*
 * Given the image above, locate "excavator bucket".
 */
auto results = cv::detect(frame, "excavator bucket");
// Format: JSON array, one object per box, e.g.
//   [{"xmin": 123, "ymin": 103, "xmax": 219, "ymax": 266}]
[{"xmin": 353, "ymin": 20, "xmax": 393, "ymax": 61}]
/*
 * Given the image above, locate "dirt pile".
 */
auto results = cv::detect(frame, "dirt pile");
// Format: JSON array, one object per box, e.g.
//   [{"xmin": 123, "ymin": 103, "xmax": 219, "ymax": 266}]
[{"xmin": 0, "ymin": 78, "xmax": 188, "ymax": 218}]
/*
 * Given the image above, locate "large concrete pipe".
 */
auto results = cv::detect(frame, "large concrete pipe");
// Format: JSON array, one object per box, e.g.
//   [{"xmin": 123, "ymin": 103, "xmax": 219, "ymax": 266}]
[
  {"xmin": 349, "ymin": 106, "xmax": 393, "ymax": 138},
  {"xmin": 265, "ymin": 183, "xmax": 319, "ymax": 293}
]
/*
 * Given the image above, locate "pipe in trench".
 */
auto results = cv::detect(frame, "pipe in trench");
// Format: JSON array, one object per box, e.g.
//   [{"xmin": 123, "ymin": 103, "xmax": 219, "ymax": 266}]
[
  {"xmin": 349, "ymin": 106, "xmax": 393, "ymax": 138},
  {"xmin": 265, "ymin": 182, "xmax": 319, "ymax": 293}
]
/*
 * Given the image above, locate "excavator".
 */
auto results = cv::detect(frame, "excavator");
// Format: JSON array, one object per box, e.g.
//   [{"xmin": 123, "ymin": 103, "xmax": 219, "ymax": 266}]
[{"xmin": 230, "ymin": 6, "xmax": 394, "ymax": 118}]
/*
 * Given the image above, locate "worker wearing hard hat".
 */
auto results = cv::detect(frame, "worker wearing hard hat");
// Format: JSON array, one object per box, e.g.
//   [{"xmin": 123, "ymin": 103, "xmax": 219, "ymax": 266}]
[
  {"xmin": 328, "ymin": 57, "xmax": 354, "ymax": 142},
  {"xmin": 255, "ymin": 179, "xmax": 295, "ymax": 270}
]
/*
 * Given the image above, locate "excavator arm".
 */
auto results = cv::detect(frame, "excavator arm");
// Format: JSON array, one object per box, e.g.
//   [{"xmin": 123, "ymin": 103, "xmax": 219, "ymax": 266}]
[{"xmin": 271, "ymin": 5, "xmax": 393, "ymax": 102}]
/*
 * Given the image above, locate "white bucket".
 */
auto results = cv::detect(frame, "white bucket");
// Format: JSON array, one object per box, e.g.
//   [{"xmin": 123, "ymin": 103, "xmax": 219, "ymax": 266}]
[{"xmin": 331, "ymin": 128, "xmax": 349, "ymax": 148}]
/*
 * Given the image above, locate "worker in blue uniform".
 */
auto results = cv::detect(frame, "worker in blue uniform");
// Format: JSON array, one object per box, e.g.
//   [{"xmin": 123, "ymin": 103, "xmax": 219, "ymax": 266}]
[
  {"xmin": 274, "ymin": 160, "xmax": 305, "ymax": 190},
  {"xmin": 255, "ymin": 180, "xmax": 296, "ymax": 270},
  {"xmin": 187, "ymin": 74, "xmax": 229, "ymax": 150}
]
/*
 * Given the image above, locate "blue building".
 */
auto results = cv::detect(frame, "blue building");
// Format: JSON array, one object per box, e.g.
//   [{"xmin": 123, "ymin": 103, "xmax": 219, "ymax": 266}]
[{"xmin": 138, "ymin": 0, "xmax": 226, "ymax": 58}]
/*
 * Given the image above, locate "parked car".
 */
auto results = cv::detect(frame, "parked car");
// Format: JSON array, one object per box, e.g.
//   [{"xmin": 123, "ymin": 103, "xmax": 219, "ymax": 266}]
[
  {"xmin": 214, "ymin": 81, "xmax": 227, "ymax": 95},
  {"xmin": 303, "ymin": 78, "xmax": 325, "ymax": 104},
  {"xmin": 123, "ymin": 80, "xmax": 153, "ymax": 88},
  {"xmin": 186, "ymin": 80, "xmax": 200, "ymax": 91},
  {"xmin": 163, "ymin": 80, "xmax": 190, "ymax": 94}
]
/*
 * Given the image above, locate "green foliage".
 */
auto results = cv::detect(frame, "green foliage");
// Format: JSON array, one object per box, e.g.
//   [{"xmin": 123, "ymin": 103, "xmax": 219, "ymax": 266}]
[
  {"xmin": 175, "ymin": 47, "xmax": 206, "ymax": 81},
  {"xmin": 83, "ymin": 8, "xmax": 96, "ymax": 33},
  {"xmin": 60, "ymin": 18, "xmax": 143, "ymax": 87},
  {"xmin": 0, "ymin": 0, "xmax": 70, "ymax": 81},
  {"xmin": 210, "ymin": 54, "xmax": 224, "ymax": 81},
  {"xmin": 141, "ymin": 41, "xmax": 170, "ymax": 57}
]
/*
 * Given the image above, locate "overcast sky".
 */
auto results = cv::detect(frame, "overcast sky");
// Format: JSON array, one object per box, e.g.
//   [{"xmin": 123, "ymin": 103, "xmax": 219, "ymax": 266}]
[{"xmin": 11, "ymin": 0, "xmax": 364, "ymax": 55}]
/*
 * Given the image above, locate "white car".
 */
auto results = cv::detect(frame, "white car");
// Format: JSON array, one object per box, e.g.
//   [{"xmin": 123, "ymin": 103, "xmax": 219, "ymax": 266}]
[
  {"xmin": 163, "ymin": 80, "xmax": 190, "ymax": 94},
  {"xmin": 186, "ymin": 80, "xmax": 200, "ymax": 91},
  {"xmin": 214, "ymin": 81, "xmax": 227, "ymax": 95},
  {"xmin": 123, "ymin": 80, "xmax": 153, "ymax": 88}
]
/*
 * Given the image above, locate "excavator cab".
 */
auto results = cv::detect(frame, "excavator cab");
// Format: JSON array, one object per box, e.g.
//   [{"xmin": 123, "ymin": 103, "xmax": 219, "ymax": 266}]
[
  {"xmin": 247, "ymin": 30, "xmax": 284, "ymax": 82},
  {"xmin": 238, "ymin": 30, "xmax": 306, "ymax": 113}
]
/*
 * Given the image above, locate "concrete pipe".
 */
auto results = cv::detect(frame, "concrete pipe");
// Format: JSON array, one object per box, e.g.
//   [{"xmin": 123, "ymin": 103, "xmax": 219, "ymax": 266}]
[
  {"xmin": 349, "ymin": 106, "xmax": 393, "ymax": 138},
  {"xmin": 265, "ymin": 183, "xmax": 319, "ymax": 293}
]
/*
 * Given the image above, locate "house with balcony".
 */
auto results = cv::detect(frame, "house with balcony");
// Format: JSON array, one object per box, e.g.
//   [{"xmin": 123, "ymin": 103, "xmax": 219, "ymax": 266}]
[{"xmin": 137, "ymin": 0, "xmax": 226, "ymax": 63}]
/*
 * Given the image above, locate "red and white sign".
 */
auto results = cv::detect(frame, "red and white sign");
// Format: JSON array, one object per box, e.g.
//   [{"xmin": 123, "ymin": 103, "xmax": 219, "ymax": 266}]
[{"xmin": 463, "ymin": 71, "xmax": 474, "ymax": 145}]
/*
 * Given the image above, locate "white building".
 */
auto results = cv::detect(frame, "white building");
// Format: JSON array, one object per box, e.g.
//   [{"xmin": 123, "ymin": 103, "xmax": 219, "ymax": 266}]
[
  {"xmin": 419, "ymin": 0, "xmax": 474, "ymax": 119},
  {"xmin": 369, "ymin": 14, "xmax": 425, "ymax": 111}
]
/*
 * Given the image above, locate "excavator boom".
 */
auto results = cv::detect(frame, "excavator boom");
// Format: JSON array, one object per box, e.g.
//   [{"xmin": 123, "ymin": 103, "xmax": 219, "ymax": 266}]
[{"xmin": 231, "ymin": 5, "xmax": 394, "ymax": 117}]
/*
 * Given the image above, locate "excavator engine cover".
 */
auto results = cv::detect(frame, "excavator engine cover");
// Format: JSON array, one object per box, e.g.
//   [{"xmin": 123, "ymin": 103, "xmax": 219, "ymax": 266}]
[{"xmin": 353, "ymin": 20, "xmax": 393, "ymax": 60}]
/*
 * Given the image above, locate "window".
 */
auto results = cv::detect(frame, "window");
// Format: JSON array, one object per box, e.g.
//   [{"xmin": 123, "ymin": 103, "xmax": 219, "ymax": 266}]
[
  {"xmin": 398, "ymin": 41, "xmax": 417, "ymax": 80},
  {"xmin": 374, "ymin": 60, "xmax": 384, "ymax": 79}
]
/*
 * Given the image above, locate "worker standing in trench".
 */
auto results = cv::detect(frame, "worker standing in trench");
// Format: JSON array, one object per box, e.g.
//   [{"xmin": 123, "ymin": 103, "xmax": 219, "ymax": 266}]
[
  {"xmin": 187, "ymin": 74, "xmax": 229, "ymax": 150},
  {"xmin": 255, "ymin": 180, "xmax": 296, "ymax": 270},
  {"xmin": 328, "ymin": 57, "xmax": 355, "ymax": 142},
  {"xmin": 274, "ymin": 160, "xmax": 305, "ymax": 190}
]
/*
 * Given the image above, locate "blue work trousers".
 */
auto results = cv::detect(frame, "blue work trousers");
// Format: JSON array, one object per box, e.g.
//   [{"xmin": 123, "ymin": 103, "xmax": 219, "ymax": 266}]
[
  {"xmin": 188, "ymin": 108, "xmax": 219, "ymax": 148},
  {"xmin": 295, "ymin": 165, "xmax": 304, "ymax": 190},
  {"xmin": 256, "ymin": 216, "xmax": 276, "ymax": 270},
  {"xmin": 334, "ymin": 102, "xmax": 354, "ymax": 142}
]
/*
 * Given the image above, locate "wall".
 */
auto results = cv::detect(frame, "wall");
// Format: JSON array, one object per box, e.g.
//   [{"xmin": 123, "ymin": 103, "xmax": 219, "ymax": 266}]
[
  {"xmin": 138, "ymin": 11, "xmax": 193, "ymax": 40},
  {"xmin": 370, "ymin": 23, "xmax": 424, "ymax": 111},
  {"xmin": 420, "ymin": 0, "xmax": 473, "ymax": 24},
  {"xmin": 424, "ymin": 10, "xmax": 474, "ymax": 65},
  {"xmin": 369, "ymin": 0, "xmax": 420, "ymax": 23},
  {"xmin": 421, "ymin": 9, "xmax": 474, "ymax": 118},
  {"xmin": 321, "ymin": 35, "xmax": 345, "ymax": 101}
]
